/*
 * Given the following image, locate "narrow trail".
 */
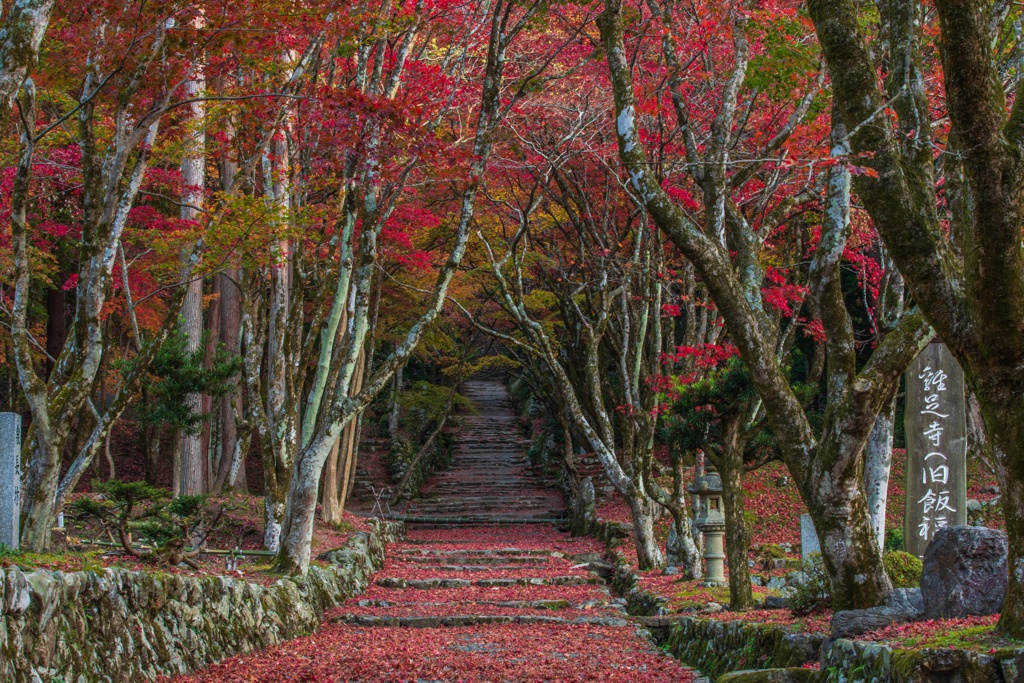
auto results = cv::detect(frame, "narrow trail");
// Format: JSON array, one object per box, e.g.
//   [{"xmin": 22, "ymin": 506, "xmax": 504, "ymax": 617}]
[
  {"xmin": 399, "ymin": 379, "xmax": 565, "ymax": 522},
  {"xmin": 176, "ymin": 380, "xmax": 693, "ymax": 682}
]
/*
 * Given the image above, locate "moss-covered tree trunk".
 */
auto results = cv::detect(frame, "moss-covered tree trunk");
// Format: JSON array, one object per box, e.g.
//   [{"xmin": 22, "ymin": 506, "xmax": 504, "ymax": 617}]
[
  {"xmin": 714, "ymin": 415, "xmax": 753, "ymax": 611},
  {"xmin": 805, "ymin": 0, "xmax": 1024, "ymax": 634},
  {"xmin": 628, "ymin": 495, "xmax": 664, "ymax": 571},
  {"xmin": 598, "ymin": 0, "xmax": 929, "ymax": 610},
  {"xmin": 974, "ymin": 387, "xmax": 1024, "ymax": 635}
]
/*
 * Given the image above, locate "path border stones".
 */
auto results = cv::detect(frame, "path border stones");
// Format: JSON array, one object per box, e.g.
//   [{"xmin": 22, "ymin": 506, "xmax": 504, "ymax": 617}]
[{"xmin": 0, "ymin": 519, "xmax": 403, "ymax": 682}]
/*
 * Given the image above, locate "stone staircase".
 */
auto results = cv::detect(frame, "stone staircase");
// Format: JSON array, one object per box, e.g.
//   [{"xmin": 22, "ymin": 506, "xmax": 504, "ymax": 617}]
[
  {"xmin": 329, "ymin": 529, "xmax": 625, "ymax": 629},
  {"xmin": 397, "ymin": 379, "xmax": 566, "ymax": 523}
]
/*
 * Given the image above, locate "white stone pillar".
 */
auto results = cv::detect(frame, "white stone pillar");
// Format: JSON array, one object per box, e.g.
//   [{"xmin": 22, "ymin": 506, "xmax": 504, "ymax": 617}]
[{"xmin": 0, "ymin": 413, "xmax": 22, "ymax": 549}]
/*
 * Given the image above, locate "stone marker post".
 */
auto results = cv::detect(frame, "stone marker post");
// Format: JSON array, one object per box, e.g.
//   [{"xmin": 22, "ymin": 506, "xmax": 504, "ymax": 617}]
[
  {"xmin": 904, "ymin": 342, "xmax": 967, "ymax": 558},
  {"xmin": 0, "ymin": 412, "xmax": 21, "ymax": 549},
  {"xmin": 800, "ymin": 513, "xmax": 820, "ymax": 560}
]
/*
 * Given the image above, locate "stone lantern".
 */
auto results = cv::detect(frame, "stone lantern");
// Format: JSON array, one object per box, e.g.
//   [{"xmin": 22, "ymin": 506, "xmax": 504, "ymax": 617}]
[{"xmin": 689, "ymin": 464, "xmax": 726, "ymax": 585}]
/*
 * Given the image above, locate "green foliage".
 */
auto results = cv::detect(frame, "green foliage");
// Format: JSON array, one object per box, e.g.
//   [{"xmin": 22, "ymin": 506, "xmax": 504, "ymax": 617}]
[
  {"xmin": 400, "ymin": 380, "xmax": 474, "ymax": 422},
  {"xmin": 756, "ymin": 543, "xmax": 787, "ymax": 565},
  {"xmin": 664, "ymin": 359, "xmax": 779, "ymax": 465},
  {"xmin": 883, "ymin": 550, "xmax": 923, "ymax": 588},
  {"xmin": 788, "ymin": 552, "xmax": 832, "ymax": 615},
  {"xmin": 665, "ymin": 360, "xmax": 759, "ymax": 453},
  {"xmin": 137, "ymin": 326, "xmax": 242, "ymax": 434},
  {"xmin": 71, "ymin": 481, "xmax": 225, "ymax": 563},
  {"xmin": 743, "ymin": 510, "xmax": 758, "ymax": 537},
  {"xmin": 885, "ymin": 527, "xmax": 905, "ymax": 552},
  {"xmin": 508, "ymin": 374, "xmax": 536, "ymax": 418},
  {"xmin": 442, "ymin": 354, "xmax": 520, "ymax": 378}
]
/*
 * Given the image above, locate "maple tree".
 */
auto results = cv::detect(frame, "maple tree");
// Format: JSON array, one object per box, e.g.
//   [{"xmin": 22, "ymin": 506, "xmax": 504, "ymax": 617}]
[
  {"xmin": 804, "ymin": 0, "xmax": 1024, "ymax": 635},
  {"xmin": 597, "ymin": 0, "xmax": 934, "ymax": 609},
  {"xmin": 1, "ymin": 0, "xmax": 1023, "ymax": 643}
]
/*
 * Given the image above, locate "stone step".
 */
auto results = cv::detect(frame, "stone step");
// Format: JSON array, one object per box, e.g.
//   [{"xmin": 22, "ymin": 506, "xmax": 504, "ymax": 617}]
[
  {"xmin": 390, "ymin": 564, "xmax": 552, "ymax": 572},
  {"xmin": 395, "ymin": 548, "xmax": 554, "ymax": 556},
  {"xmin": 332, "ymin": 614, "xmax": 629, "ymax": 628},
  {"xmin": 353, "ymin": 599, "xmax": 601, "ymax": 610},
  {"xmin": 402, "ymin": 556, "xmax": 551, "ymax": 565},
  {"xmin": 375, "ymin": 576, "xmax": 602, "ymax": 589}
]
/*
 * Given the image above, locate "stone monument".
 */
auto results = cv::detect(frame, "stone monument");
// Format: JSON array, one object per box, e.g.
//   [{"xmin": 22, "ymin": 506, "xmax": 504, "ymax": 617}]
[
  {"xmin": 800, "ymin": 513, "xmax": 820, "ymax": 560},
  {"xmin": 904, "ymin": 342, "xmax": 967, "ymax": 558},
  {"xmin": 0, "ymin": 412, "xmax": 21, "ymax": 549}
]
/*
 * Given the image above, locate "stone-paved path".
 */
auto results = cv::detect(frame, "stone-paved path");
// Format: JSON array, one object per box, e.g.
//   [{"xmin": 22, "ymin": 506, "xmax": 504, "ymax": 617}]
[
  {"xmin": 175, "ymin": 381, "xmax": 693, "ymax": 682},
  {"xmin": 399, "ymin": 379, "xmax": 565, "ymax": 522}
]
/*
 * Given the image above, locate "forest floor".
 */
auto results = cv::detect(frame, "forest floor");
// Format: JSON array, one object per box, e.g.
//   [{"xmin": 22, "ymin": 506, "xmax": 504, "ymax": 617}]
[
  {"xmin": 1, "ymin": 493, "xmax": 369, "ymax": 585},
  {"xmin": 169, "ymin": 378, "xmax": 694, "ymax": 682},
  {"xmin": 597, "ymin": 445, "xmax": 1007, "ymax": 646},
  {"xmin": 171, "ymin": 524, "xmax": 695, "ymax": 683}
]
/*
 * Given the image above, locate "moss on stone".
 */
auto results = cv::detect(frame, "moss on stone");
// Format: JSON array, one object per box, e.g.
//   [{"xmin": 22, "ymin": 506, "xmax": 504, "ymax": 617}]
[{"xmin": 0, "ymin": 521, "xmax": 404, "ymax": 682}]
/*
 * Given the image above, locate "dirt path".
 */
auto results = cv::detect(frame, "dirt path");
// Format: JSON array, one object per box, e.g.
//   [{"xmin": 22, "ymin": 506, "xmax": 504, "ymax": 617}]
[{"xmin": 174, "ymin": 381, "xmax": 694, "ymax": 682}]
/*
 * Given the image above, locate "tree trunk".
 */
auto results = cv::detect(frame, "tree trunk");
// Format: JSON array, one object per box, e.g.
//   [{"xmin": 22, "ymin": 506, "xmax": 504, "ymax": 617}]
[
  {"xmin": 974, "ymin": 387, "xmax": 1024, "ymax": 636},
  {"xmin": 178, "ymin": 22, "xmax": 207, "ymax": 497},
  {"xmin": 142, "ymin": 395, "xmax": 162, "ymax": 485},
  {"xmin": 321, "ymin": 439, "xmax": 342, "ymax": 523},
  {"xmin": 0, "ymin": 0, "xmax": 56, "ymax": 133},
  {"xmin": 665, "ymin": 455, "xmax": 702, "ymax": 578},
  {"xmin": 716, "ymin": 427, "xmax": 754, "ymax": 610},
  {"xmin": 628, "ymin": 495, "xmax": 664, "ymax": 570},
  {"xmin": 666, "ymin": 510, "xmax": 702, "ymax": 579},
  {"xmin": 45, "ymin": 284, "xmax": 66, "ymax": 379},
  {"xmin": 865, "ymin": 396, "xmax": 896, "ymax": 552},
  {"xmin": 803, "ymin": 466, "xmax": 892, "ymax": 608},
  {"xmin": 203, "ymin": 274, "xmax": 223, "ymax": 487},
  {"xmin": 213, "ymin": 270, "xmax": 244, "ymax": 492},
  {"xmin": 388, "ymin": 367, "xmax": 403, "ymax": 444},
  {"xmin": 322, "ymin": 347, "xmax": 365, "ymax": 524}
]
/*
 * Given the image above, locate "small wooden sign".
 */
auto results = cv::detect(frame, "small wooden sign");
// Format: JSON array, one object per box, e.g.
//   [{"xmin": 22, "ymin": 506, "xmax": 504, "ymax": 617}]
[{"xmin": 904, "ymin": 342, "xmax": 967, "ymax": 558}]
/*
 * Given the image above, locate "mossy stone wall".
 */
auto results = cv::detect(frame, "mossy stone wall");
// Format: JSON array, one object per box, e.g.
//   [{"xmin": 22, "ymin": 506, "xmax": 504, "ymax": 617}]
[
  {"xmin": 0, "ymin": 519, "xmax": 403, "ymax": 682},
  {"xmin": 660, "ymin": 618, "xmax": 824, "ymax": 680},
  {"xmin": 820, "ymin": 638, "xmax": 1024, "ymax": 683}
]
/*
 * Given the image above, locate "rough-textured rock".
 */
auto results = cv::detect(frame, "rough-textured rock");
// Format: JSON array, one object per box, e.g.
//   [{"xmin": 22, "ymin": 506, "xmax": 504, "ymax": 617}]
[
  {"xmin": 0, "ymin": 520, "xmax": 403, "ymax": 683},
  {"xmin": 656, "ymin": 617, "xmax": 824, "ymax": 680},
  {"xmin": 886, "ymin": 587, "xmax": 924, "ymax": 614},
  {"xmin": 830, "ymin": 606, "xmax": 915, "ymax": 639},
  {"xmin": 830, "ymin": 587, "xmax": 925, "ymax": 639},
  {"xmin": 921, "ymin": 526, "xmax": 1007, "ymax": 619},
  {"xmin": 716, "ymin": 668, "xmax": 818, "ymax": 683},
  {"xmin": 821, "ymin": 638, "xmax": 1014, "ymax": 683}
]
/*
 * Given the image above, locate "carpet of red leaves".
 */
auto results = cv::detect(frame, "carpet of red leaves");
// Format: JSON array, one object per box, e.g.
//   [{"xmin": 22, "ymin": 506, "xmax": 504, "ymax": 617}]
[
  {"xmin": 176, "ymin": 622, "xmax": 693, "ymax": 683},
  {"xmin": 171, "ymin": 526, "xmax": 695, "ymax": 683},
  {"xmin": 856, "ymin": 615, "xmax": 1009, "ymax": 651}
]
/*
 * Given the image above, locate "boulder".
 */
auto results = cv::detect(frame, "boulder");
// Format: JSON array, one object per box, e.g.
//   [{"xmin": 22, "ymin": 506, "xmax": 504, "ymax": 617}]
[
  {"xmin": 885, "ymin": 587, "xmax": 923, "ymax": 615},
  {"xmin": 830, "ymin": 605, "xmax": 917, "ymax": 639},
  {"xmin": 716, "ymin": 668, "xmax": 819, "ymax": 683},
  {"xmin": 921, "ymin": 526, "xmax": 1007, "ymax": 619}
]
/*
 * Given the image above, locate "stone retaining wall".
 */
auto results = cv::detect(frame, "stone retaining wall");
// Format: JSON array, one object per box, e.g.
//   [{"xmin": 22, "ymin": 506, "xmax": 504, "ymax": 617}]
[
  {"xmin": 820, "ymin": 638, "xmax": 1024, "ymax": 683},
  {"xmin": 0, "ymin": 519, "xmax": 403, "ymax": 682},
  {"xmin": 658, "ymin": 617, "xmax": 823, "ymax": 680}
]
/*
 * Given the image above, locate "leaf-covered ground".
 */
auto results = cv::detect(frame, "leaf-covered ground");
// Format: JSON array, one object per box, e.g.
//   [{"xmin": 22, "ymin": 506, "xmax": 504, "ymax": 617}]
[
  {"xmin": 2, "ymin": 494, "xmax": 369, "ymax": 585},
  {"xmin": 172, "ymin": 525, "xmax": 696, "ymax": 682},
  {"xmin": 593, "ymin": 446, "xmax": 1006, "ymax": 633},
  {"xmin": 855, "ymin": 615, "xmax": 1024, "ymax": 653}
]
